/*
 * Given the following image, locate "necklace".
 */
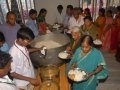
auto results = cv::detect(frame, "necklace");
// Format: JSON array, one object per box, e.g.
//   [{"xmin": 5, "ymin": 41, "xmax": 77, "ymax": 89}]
[{"xmin": 80, "ymin": 50, "xmax": 88, "ymax": 57}]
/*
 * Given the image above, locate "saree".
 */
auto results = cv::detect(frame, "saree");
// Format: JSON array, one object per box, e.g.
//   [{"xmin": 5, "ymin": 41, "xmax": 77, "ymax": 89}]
[
  {"xmin": 66, "ymin": 47, "xmax": 108, "ymax": 90},
  {"xmin": 101, "ymin": 17, "xmax": 113, "ymax": 51},
  {"xmin": 69, "ymin": 38, "xmax": 81, "ymax": 54},
  {"xmin": 95, "ymin": 16, "xmax": 106, "ymax": 40},
  {"xmin": 110, "ymin": 25, "xmax": 119, "ymax": 51},
  {"xmin": 80, "ymin": 24, "xmax": 97, "ymax": 40},
  {"xmin": 110, "ymin": 15, "xmax": 120, "ymax": 51},
  {"xmin": 37, "ymin": 16, "xmax": 47, "ymax": 34}
]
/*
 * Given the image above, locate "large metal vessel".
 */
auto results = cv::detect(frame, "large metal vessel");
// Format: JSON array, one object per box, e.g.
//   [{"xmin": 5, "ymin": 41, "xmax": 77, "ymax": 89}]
[{"xmin": 30, "ymin": 32, "xmax": 70, "ymax": 67}]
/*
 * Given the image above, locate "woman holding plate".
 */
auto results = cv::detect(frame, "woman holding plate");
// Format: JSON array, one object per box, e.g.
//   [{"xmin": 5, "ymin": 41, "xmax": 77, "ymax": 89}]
[
  {"xmin": 66, "ymin": 26, "xmax": 81, "ymax": 54},
  {"xmin": 66, "ymin": 35, "xmax": 108, "ymax": 90}
]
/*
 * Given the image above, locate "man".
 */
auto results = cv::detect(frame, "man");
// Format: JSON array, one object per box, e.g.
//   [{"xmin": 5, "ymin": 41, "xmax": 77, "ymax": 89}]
[
  {"xmin": 0, "ymin": 11, "xmax": 21, "ymax": 47},
  {"xmin": 63, "ymin": 5, "xmax": 73, "ymax": 28},
  {"xmin": 0, "ymin": 51, "xmax": 18, "ymax": 90},
  {"xmin": 9, "ymin": 27, "xmax": 43, "ymax": 90},
  {"xmin": 55, "ymin": 5, "xmax": 64, "ymax": 25},
  {"xmin": 68, "ymin": 7, "xmax": 84, "ymax": 33},
  {"xmin": 0, "ymin": 32, "xmax": 9, "ymax": 52},
  {"xmin": 26, "ymin": 9, "xmax": 39, "ymax": 36}
]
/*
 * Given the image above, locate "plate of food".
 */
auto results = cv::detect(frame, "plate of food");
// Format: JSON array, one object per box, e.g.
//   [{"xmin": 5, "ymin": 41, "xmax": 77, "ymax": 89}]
[
  {"xmin": 93, "ymin": 39, "xmax": 102, "ymax": 45},
  {"xmin": 58, "ymin": 51, "xmax": 69, "ymax": 59},
  {"xmin": 68, "ymin": 68, "xmax": 88, "ymax": 82},
  {"xmin": 53, "ymin": 24, "xmax": 60, "ymax": 29},
  {"xmin": 93, "ymin": 39, "xmax": 102, "ymax": 49}
]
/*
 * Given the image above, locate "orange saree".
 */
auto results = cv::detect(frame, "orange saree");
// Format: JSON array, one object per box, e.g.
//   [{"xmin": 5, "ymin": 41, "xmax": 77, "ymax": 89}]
[{"xmin": 95, "ymin": 16, "xmax": 106, "ymax": 40}]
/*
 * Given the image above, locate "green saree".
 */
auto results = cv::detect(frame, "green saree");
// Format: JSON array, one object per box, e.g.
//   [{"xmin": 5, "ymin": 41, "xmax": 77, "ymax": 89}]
[{"xmin": 66, "ymin": 47, "xmax": 108, "ymax": 90}]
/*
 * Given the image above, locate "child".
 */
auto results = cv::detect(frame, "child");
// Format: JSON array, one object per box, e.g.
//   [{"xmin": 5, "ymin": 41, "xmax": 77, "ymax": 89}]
[
  {"xmin": 0, "ymin": 51, "xmax": 18, "ymax": 90},
  {"xmin": 37, "ymin": 8, "xmax": 47, "ymax": 34},
  {"xmin": 9, "ymin": 27, "xmax": 41, "ymax": 90},
  {"xmin": 26, "ymin": 9, "xmax": 39, "ymax": 36},
  {"xmin": 0, "ymin": 32, "xmax": 9, "ymax": 52}
]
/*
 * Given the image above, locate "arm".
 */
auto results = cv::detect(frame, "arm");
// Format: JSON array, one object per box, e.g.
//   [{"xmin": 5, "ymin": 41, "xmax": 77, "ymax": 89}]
[
  {"xmin": 27, "ymin": 46, "xmax": 44, "ymax": 53},
  {"xmin": 88, "ymin": 65, "xmax": 103, "ymax": 77},
  {"xmin": 10, "ymin": 72, "xmax": 39, "ymax": 86}
]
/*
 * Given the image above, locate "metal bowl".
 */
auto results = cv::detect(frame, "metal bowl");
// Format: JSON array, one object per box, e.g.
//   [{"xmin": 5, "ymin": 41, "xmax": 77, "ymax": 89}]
[
  {"xmin": 68, "ymin": 68, "xmax": 88, "ymax": 82},
  {"xmin": 30, "ymin": 32, "xmax": 70, "ymax": 67}
]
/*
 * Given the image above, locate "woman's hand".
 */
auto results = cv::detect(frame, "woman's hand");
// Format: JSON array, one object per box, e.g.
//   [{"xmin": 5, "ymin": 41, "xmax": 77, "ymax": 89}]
[
  {"xmin": 86, "ymin": 65, "xmax": 103, "ymax": 79},
  {"xmin": 66, "ymin": 46, "xmax": 72, "ymax": 52},
  {"xmin": 71, "ymin": 62, "xmax": 77, "ymax": 69}
]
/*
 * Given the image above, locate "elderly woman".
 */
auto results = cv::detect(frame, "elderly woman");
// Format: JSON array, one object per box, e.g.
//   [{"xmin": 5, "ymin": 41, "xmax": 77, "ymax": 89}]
[
  {"xmin": 66, "ymin": 35, "xmax": 108, "ymax": 90},
  {"xmin": 66, "ymin": 26, "xmax": 81, "ymax": 54}
]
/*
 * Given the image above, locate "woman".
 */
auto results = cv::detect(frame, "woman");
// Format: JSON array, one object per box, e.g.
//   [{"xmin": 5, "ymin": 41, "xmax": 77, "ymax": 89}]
[
  {"xmin": 102, "ymin": 10, "xmax": 113, "ymax": 51},
  {"xmin": 37, "ymin": 8, "xmax": 47, "ymax": 34},
  {"xmin": 66, "ymin": 26, "xmax": 81, "ymax": 54},
  {"xmin": 66, "ymin": 35, "xmax": 108, "ymax": 90},
  {"xmin": 110, "ymin": 6, "xmax": 120, "ymax": 53},
  {"xmin": 80, "ymin": 16, "xmax": 97, "ymax": 40},
  {"xmin": 95, "ymin": 8, "xmax": 106, "ymax": 40}
]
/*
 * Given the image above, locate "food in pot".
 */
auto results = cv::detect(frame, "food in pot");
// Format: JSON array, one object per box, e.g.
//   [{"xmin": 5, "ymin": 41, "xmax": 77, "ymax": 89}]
[{"xmin": 35, "ymin": 40, "xmax": 62, "ymax": 49}]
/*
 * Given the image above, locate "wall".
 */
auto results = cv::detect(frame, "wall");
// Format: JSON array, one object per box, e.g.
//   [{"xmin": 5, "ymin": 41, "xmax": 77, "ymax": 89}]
[{"xmin": 35, "ymin": 0, "xmax": 79, "ymax": 24}]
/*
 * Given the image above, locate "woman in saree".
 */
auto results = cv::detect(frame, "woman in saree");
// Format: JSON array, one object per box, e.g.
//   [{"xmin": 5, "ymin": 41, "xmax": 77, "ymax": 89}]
[
  {"xmin": 80, "ymin": 16, "xmax": 97, "ymax": 40},
  {"xmin": 66, "ymin": 35, "xmax": 108, "ymax": 90},
  {"xmin": 110, "ymin": 6, "xmax": 120, "ymax": 53},
  {"xmin": 66, "ymin": 26, "xmax": 81, "ymax": 54},
  {"xmin": 37, "ymin": 8, "xmax": 47, "ymax": 34},
  {"xmin": 102, "ymin": 10, "xmax": 113, "ymax": 51},
  {"xmin": 95, "ymin": 8, "xmax": 106, "ymax": 40}
]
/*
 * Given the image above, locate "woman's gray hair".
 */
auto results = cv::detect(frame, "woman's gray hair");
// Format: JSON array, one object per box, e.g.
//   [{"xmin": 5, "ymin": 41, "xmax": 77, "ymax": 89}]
[{"xmin": 71, "ymin": 26, "xmax": 81, "ymax": 35}]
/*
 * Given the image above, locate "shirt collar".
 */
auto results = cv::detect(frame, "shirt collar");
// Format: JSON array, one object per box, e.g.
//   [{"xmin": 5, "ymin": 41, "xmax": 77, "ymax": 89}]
[{"xmin": 14, "ymin": 40, "xmax": 25, "ymax": 50}]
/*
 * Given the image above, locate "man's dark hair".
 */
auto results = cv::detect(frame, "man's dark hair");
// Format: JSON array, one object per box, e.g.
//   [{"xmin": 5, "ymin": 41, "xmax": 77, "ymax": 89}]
[
  {"xmin": 0, "ymin": 32, "xmax": 5, "ymax": 42},
  {"xmin": 29, "ymin": 9, "xmax": 37, "ymax": 16},
  {"xmin": 17, "ymin": 27, "xmax": 35, "ymax": 40},
  {"xmin": 57, "ymin": 5, "xmax": 63, "ymax": 10},
  {"xmin": 0, "ymin": 51, "xmax": 12, "ymax": 69},
  {"xmin": 78, "ymin": 7, "xmax": 83, "ymax": 12},
  {"xmin": 67, "ymin": 5, "xmax": 73, "ymax": 10}
]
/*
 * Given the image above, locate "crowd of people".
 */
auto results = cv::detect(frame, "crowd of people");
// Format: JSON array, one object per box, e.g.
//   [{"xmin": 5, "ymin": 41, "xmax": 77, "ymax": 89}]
[{"xmin": 0, "ymin": 4, "xmax": 120, "ymax": 90}]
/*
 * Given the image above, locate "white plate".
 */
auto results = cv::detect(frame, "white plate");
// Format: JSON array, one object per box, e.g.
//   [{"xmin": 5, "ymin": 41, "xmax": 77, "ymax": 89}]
[
  {"xmin": 68, "ymin": 68, "xmax": 88, "ymax": 82},
  {"xmin": 53, "ymin": 24, "xmax": 60, "ymax": 29},
  {"xmin": 58, "ymin": 51, "xmax": 69, "ymax": 59},
  {"xmin": 93, "ymin": 39, "xmax": 102, "ymax": 45}
]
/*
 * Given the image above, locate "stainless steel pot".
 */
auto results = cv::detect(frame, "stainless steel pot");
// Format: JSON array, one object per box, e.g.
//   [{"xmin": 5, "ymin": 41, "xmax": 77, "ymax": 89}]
[{"xmin": 30, "ymin": 32, "xmax": 70, "ymax": 67}]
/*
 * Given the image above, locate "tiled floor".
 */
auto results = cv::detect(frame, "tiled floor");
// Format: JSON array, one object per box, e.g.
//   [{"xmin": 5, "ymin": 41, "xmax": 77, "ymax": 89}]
[{"xmin": 97, "ymin": 51, "xmax": 120, "ymax": 90}]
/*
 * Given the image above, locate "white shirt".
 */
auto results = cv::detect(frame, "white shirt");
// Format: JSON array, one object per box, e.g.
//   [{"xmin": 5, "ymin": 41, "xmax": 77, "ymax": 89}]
[
  {"xmin": 63, "ymin": 14, "xmax": 71, "ymax": 27},
  {"xmin": 68, "ymin": 15, "xmax": 84, "ymax": 30},
  {"xmin": 55, "ymin": 11, "xmax": 64, "ymax": 24},
  {"xmin": 9, "ymin": 41, "xmax": 35, "ymax": 87},
  {"xmin": 0, "ymin": 75, "xmax": 18, "ymax": 90}
]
